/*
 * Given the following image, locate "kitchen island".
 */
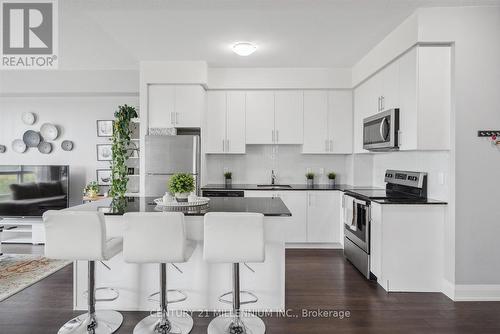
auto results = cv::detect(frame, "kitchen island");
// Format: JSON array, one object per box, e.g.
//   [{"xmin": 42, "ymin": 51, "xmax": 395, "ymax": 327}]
[{"xmin": 68, "ymin": 197, "xmax": 291, "ymax": 312}]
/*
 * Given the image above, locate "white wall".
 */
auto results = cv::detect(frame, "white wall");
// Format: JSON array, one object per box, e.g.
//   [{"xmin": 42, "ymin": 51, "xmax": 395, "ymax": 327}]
[
  {"xmin": 205, "ymin": 145, "xmax": 348, "ymax": 185},
  {"xmin": 417, "ymin": 6, "xmax": 500, "ymax": 286},
  {"xmin": 0, "ymin": 96, "xmax": 138, "ymax": 206}
]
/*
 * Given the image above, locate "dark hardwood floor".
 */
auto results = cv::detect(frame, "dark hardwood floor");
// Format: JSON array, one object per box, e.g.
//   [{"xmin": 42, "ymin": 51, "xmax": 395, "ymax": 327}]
[{"xmin": 1, "ymin": 245, "xmax": 500, "ymax": 333}]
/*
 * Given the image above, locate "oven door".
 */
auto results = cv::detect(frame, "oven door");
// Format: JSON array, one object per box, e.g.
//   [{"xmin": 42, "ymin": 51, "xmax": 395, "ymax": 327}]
[
  {"xmin": 363, "ymin": 108, "xmax": 399, "ymax": 151},
  {"xmin": 344, "ymin": 196, "xmax": 370, "ymax": 253}
]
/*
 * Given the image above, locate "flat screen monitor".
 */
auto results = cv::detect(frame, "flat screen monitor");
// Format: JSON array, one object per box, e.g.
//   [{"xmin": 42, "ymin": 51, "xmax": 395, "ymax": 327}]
[{"xmin": 0, "ymin": 165, "xmax": 69, "ymax": 218}]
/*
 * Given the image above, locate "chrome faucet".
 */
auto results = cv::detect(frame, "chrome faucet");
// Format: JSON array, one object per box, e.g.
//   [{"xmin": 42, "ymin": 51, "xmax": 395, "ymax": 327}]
[{"xmin": 271, "ymin": 169, "xmax": 277, "ymax": 185}]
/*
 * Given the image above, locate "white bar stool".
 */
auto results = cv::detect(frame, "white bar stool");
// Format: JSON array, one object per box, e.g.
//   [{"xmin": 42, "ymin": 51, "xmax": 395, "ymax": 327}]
[
  {"xmin": 43, "ymin": 211, "xmax": 123, "ymax": 334},
  {"xmin": 203, "ymin": 212, "xmax": 266, "ymax": 334},
  {"xmin": 123, "ymin": 212, "xmax": 195, "ymax": 334}
]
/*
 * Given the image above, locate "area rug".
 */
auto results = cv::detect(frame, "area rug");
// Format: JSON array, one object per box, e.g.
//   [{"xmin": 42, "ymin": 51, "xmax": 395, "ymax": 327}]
[{"xmin": 0, "ymin": 254, "xmax": 71, "ymax": 302}]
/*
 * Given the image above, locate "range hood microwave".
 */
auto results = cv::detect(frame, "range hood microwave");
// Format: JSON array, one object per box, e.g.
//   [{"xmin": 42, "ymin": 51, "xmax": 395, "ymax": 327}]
[{"xmin": 363, "ymin": 109, "xmax": 399, "ymax": 151}]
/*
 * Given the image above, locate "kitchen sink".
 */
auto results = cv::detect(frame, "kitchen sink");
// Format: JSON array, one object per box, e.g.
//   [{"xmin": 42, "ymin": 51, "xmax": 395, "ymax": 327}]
[{"xmin": 257, "ymin": 184, "xmax": 292, "ymax": 189}]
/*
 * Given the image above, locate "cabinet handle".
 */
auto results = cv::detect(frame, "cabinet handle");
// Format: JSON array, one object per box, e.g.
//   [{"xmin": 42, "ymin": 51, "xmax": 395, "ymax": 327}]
[
  {"xmin": 227, "ymin": 139, "xmax": 230, "ymax": 152},
  {"xmin": 222, "ymin": 139, "xmax": 225, "ymax": 152},
  {"xmin": 175, "ymin": 112, "xmax": 179, "ymax": 125},
  {"xmin": 330, "ymin": 139, "xmax": 333, "ymax": 152},
  {"xmin": 276, "ymin": 130, "xmax": 279, "ymax": 143},
  {"xmin": 381, "ymin": 96, "xmax": 385, "ymax": 110},
  {"xmin": 272, "ymin": 130, "xmax": 275, "ymax": 143},
  {"xmin": 378, "ymin": 97, "xmax": 381, "ymax": 111},
  {"xmin": 170, "ymin": 112, "xmax": 173, "ymax": 124}
]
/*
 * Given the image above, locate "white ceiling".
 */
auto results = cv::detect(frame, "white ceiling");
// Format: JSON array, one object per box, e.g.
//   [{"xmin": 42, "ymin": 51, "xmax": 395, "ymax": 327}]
[{"xmin": 60, "ymin": 0, "xmax": 500, "ymax": 69}]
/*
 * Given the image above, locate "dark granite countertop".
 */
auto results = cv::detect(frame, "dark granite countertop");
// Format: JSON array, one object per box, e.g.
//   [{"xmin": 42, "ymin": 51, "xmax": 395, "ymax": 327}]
[
  {"xmin": 74, "ymin": 197, "xmax": 292, "ymax": 217},
  {"xmin": 202, "ymin": 184, "xmax": 447, "ymax": 205},
  {"xmin": 202, "ymin": 183, "xmax": 358, "ymax": 191}
]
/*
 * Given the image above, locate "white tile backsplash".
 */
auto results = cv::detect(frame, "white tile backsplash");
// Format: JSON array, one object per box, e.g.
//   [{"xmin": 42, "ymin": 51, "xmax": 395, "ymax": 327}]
[{"xmin": 205, "ymin": 145, "xmax": 348, "ymax": 185}]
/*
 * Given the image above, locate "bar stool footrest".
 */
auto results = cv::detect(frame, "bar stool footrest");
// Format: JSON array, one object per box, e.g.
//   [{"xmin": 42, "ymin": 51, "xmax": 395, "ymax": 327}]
[
  {"xmin": 218, "ymin": 290, "xmax": 259, "ymax": 305},
  {"xmin": 147, "ymin": 289, "xmax": 188, "ymax": 304},
  {"xmin": 83, "ymin": 287, "xmax": 120, "ymax": 302}
]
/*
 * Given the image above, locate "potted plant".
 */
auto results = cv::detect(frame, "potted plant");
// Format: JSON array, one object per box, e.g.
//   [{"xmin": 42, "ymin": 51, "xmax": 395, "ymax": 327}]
[
  {"xmin": 109, "ymin": 104, "xmax": 138, "ymax": 200},
  {"xmin": 83, "ymin": 181, "xmax": 100, "ymax": 198},
  {"xmin": 168, "ymin": 173, "xmax": 195, "ymax": 202},
  {"xmin": 306, "ymin": 172, "xmax": 315, "ymax": 187},
  {"xmin": 224, "ymin": 171, "xmax": 232, "ymax": 187},
  {"xmin": 328, "ymin": 172, "xmax": 337, "ymax": 187}
]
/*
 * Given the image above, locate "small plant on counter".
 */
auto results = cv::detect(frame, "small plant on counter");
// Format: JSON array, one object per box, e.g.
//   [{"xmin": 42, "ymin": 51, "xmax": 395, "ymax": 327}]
[
  {"xmin": 83, "ymin": 181, "xmax": 100, "ymax": 198},
  {"xmin": 224, "ymin": 171, "xmax": 232, "ymax": 186},
  {"xmin": 328, "ymin": 172, "xmax": 337, "ymax": 187},
  {"xmin": 306, "ymin": 172, "xmax": 315, "ymax": 187},
  {"xmin": 168, "ymin": 173, "xmax": 195, "ymax": 201}
]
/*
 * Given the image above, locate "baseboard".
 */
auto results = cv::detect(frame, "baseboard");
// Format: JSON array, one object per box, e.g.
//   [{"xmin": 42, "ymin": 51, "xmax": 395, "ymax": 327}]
[
  {"xmin": 285, "ymin": 242, "xmax": 343, "ymax": 249},
  {"xmin": 442, "ymin": 279, "xmax": 455, "ymax": 300},
  {"xmin": 454, "ymin": 284, "xmax": 500, "ymax": 301}
]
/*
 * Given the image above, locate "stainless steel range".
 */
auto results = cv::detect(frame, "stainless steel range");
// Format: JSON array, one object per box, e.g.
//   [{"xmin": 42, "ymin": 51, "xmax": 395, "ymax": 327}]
[{"xmin": 343, "ymin": 170, "xmax": 428, "ymax": 279}]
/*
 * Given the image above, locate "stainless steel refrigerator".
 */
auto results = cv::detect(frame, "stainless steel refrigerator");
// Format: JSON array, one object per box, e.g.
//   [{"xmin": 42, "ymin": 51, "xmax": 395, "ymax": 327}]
[{"xmin": 145, "ymin": 132, "xmax": 200, "ymax": 197}]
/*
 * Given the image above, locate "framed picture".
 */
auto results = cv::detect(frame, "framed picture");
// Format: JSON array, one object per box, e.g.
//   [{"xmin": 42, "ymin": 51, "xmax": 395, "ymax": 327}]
[
  {"xmin": 96, "ymin": 169, "xmax": 112, "ymax": 186},
  {"xmin": 97, "ymin": 120, "xmax": 114, "ymax": 137},
  {"xmin": 96, "ymin": 144, "xmax": 112, "ymax": 161}
]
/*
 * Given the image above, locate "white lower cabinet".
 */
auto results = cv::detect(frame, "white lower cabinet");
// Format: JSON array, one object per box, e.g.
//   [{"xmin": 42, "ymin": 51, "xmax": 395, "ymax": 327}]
[
  {"xmin": 370, "ymin": 202, "xmax": 445, "ymax": 292},
  {"xmin": 244, "ymin": 190, "xmax": 342, "ymax": 244},
  {"xmin": 306, "ymin": 191, "xmax": 341, "ymax": 243}
]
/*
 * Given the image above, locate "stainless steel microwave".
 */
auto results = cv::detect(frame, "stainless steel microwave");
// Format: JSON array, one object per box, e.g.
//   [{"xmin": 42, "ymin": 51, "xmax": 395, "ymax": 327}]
[{"xmin": 363, "ymin": 108, "xmax": 399, "ymax": 151}]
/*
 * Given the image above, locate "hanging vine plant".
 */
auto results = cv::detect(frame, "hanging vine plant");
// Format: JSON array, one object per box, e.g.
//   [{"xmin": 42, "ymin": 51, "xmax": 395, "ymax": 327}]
[{"xmin": 109, "ymin": 104, "xmax": 138, "ymax": 201}]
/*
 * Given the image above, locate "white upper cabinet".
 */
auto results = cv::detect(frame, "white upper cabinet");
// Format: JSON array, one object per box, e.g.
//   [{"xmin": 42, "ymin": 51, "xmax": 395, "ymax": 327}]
[
  {"xmin": 303, "ymin": 91, "xmax": 329, "ymax": 153},
  {"xmin": 353, "ymin": 45, "xmax": 451, "ymax": 152},
  {"xmin": 398, "ymin": 46, "xmax": 451, "ymax": 151},
  {"xmin": 246, "ymin": 91, "xmax": 275, "ymax": 144},
  {"xmin": 206, "ymin": 91, "xmax": 246, "ymax": 154},
  {"xmin": 226, "ymin": 91, "xmax": 246, "ymax": 153},
  {"xmin": 148, "ymin": 84, "xmax": 204, "ymax": 129},
  {"xmin": 328, "ymin": 90, "xmax": 353, "ymax": 154},
  {"xmin": 148, "ymin": 85, "xmax": 176, "ymax": 128},
  {"xmin": 174, "ymin": 85, "xmax": 205, "ymax": 127},
  {"xmin": 206, "ymin": 91, "xmax": 227, "ymax": 153},
  {"xmin": 274, "ymin": 91, "xmax": 304, "ymax": 144},
  {"xmin": 303, "ymin": 90, "xmax": 352, "ymax": 154}
]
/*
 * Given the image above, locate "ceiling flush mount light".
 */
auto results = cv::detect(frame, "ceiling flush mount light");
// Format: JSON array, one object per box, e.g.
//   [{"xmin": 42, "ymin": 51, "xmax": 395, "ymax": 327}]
[{"xmin": 232, "ymin": 42, "xmax": 257, "ymax": 56}]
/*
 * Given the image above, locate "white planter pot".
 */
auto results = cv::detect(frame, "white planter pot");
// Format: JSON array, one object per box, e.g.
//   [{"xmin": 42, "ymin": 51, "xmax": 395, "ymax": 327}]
[{"xmin": 175, "ymin": 192, "xmax": 190, "ymax": 202}]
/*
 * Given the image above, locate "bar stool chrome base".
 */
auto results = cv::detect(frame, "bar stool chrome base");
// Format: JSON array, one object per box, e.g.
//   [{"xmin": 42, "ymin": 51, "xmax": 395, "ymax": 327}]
[
  {"xmin": 58, "ymin": 310, "xmax": 123, "ymax": 334},
  {"xmin": 207, "ymin": 312, "xmax": 265, "ymax": 334},
  {"xmin": 133, "ymin": 311, "xmax": 193, "ymax": 334}
]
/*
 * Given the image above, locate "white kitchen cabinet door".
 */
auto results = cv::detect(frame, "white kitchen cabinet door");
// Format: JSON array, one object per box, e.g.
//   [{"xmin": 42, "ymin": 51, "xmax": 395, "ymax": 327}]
[
  {"xmin": 277, "ymin": 191, "xmax": 307, "ymax": 243},
  {"xmin": 369, "ymin": 203, "xmax": 383, "ymax": 279},
  {"xmin": 226, "ymin": 91, "xmax": 246, "ymax": 153},
  {"xmin": 148, "ymin": 85, "xmax": 175, "ymax": 128},
  {"xmin": 274, "ymin": 91, "xmax": 303, "ymax": 144},
  {"xmin": 303, "ymin": 91, "xmax": 329, "ymax": 153},
  {"xmin": 206, "ymin": 91, "xmax": 227, "ymax": 153},
  {"xmin": 380, "ymin": 60, "xmax": 399, "ymax": 111},
  {"xmin": 244, "ymin": 190, "xmax": 274, "ymax": 198},
  {"xmin": 174, "ymin": 85, "xmax": 204, "ymax": 127},
  {"xmin": 328, "ymin": 90, "xmax": 353, "ymax": 154},
  {"xmin": 398, "ymin": 47, "xmax": 418, "ymax": 150},
  {"xmin": 307, "ymin": 191, "xmax": 340, "ymax": 243},
  {"xmin": 246, "ymin": 91, "xmax": 275, "ymax": 144}
]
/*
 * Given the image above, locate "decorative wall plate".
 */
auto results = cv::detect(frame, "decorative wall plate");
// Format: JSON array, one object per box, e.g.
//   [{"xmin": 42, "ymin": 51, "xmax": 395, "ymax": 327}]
[
  {"xmin": 38, "ymin": 141, "xmax": 52, "ymax": 154},
  {"xmin": 0, "ymin": 145, "xmax": 6, "ymax": 153},
  {"xmin": 12, "ymin": 139, "xmax": 27, "ymax": 153},
  {"xmin": 40, "ymin": 123, "xmax": 59, "ymax": 140},
  {"xmin": 61, "ymin": 140, "xmax": 74, "ymax": 151},
  {"xmin": 23, "ymin": 130, "xmax": 41, "ymax": 147},
  {"xmin": 22, "ymin": 112, "xmax": 36, "ymax": 125}
]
